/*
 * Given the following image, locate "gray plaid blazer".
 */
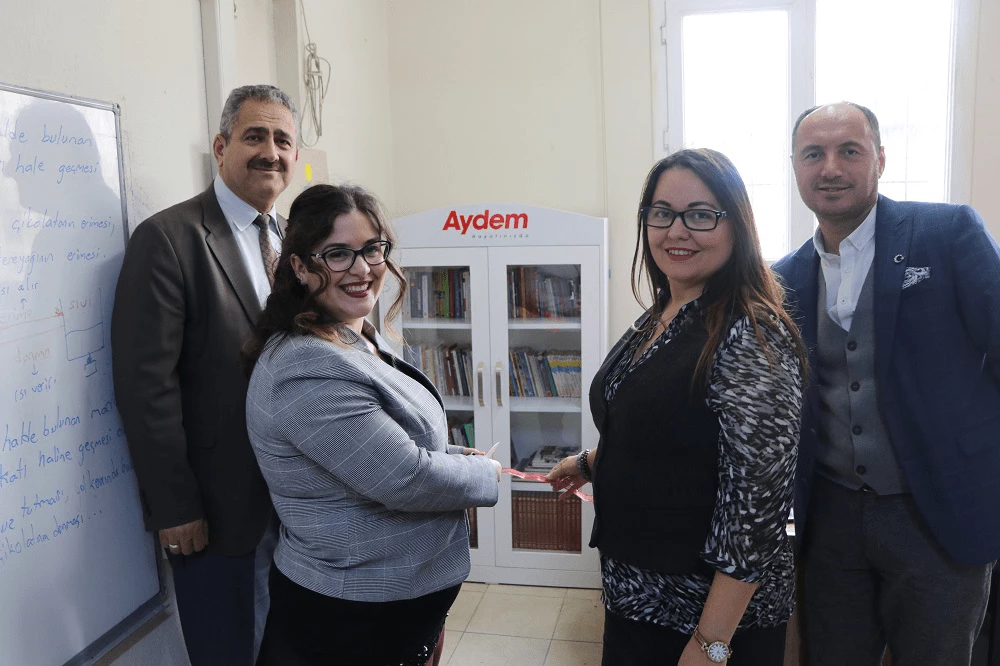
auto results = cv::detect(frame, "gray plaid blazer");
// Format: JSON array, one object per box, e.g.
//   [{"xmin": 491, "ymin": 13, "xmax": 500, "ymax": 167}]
[{"xmin": 246, "ymin": 324, "xmax": 499, "ymax": 602}]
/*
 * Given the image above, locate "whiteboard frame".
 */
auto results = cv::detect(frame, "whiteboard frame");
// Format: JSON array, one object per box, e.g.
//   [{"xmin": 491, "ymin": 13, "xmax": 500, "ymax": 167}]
[
  {"xmin": 0, "ymin": 82, "xmax": 131, "ymax": 251},
  {"xmin": 0, "ymin": 80, "xmax": 167, "ymax": 666}
]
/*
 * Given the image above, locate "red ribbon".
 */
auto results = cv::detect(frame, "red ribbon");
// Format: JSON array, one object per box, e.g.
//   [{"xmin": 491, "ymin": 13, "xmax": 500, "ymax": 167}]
[{"xmin": 502, "ymin": 468, "xmax": 594, "ymax": 503}]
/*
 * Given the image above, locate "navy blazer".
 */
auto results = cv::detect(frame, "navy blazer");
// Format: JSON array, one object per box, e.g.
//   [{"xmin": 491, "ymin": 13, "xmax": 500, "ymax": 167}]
[{"xmin": 772, "ymin": 195, "xmax": 1000, "ymax": 566}]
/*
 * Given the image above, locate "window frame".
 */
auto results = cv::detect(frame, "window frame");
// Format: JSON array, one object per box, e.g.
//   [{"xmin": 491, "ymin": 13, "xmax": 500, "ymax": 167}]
[{"xmin": 649, "ymin": 0, "xmax": 981, "ymax": 254}]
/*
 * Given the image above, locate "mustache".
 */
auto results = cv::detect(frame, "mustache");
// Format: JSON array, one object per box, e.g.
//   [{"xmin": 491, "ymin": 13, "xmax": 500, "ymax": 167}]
[{"xmin": 247, "ymin": 158, "xmax": 283, "ymax": 171}]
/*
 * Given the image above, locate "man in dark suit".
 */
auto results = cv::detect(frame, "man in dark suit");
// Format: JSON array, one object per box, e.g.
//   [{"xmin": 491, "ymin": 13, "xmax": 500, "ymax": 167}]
[
  {"xmin": 111, "ymin": 84, "xmax": 298, "ymax": 665},
  {"xmin": 773, "ymin": 102, "xmax": 1000, "ymax": 665}
]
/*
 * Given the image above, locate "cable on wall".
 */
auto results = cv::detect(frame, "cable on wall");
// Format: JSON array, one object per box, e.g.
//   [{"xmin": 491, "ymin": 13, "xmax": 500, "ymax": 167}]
[{"xmin": 298, "ymin": 0, "xmax": 330, "ymax": 147}]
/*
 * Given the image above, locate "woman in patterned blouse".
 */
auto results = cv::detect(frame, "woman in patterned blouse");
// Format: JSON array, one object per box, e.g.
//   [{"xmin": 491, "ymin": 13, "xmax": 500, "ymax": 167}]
[{"xmin": 548, "ymin": 148, "xmax": 807, "ymax": 665}]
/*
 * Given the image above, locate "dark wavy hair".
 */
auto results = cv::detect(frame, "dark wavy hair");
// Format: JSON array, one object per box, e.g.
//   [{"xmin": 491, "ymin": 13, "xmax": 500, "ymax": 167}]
[
  {"xmin": 631, "ymin": 148, "xmax": 807, "ymax": 387},
  {"xmin": 243, "ymin": 184, "xmax": 405, "ymax": 375}
]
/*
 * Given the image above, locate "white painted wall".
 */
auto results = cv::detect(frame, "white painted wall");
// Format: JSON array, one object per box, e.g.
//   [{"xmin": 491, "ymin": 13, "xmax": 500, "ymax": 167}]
[
  {"xmin": 971, "ymin": 0, "xmax": 1000, "ymax": 237},
  {"xmin": 386, "ymin": 0, "xmax": 646, "ymax": 329},
  {"xmin": 1, "ymin": 2, "xmax": 210, "ymax": 659},
  {"xmin": 0, "ymin": 0, "xmax": 212, "ymax": 231},
  {"xmin": 283, "ymin": 0, "xmax": 396, "ymax": 211},
  {"xmin": 234, "ymin": 0, "xmax": 279, "ymax": 89},
  {"xmin": 384, "ymin": 0, "xmax": 1000, "ymax": 336},
  {"xmin": 387, "ymin": 0, "xmax": 606, "ymax": 218}
]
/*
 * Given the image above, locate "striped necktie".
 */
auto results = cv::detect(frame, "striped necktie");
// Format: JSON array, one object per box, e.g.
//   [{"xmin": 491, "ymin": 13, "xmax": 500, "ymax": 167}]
[{"xmin": 252, "ymin": 214, "xmax": 277, "ymax": 287}]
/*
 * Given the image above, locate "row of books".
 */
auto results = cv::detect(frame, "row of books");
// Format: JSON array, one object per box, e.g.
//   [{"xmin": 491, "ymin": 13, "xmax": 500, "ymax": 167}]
[
  {"xmin": 508, "ymin": 349, "xmax": 582, "ymax": 398},
  {"xmin": 405, "ymin": 268, "xmax": 471, "ymax": 319},
  {"xmin": 511, "ymin": 491, "xmax": 582, "ymax": 552},
  {"xmin": 405, "ymin": 344, "xmax": 474, "ymax": 397},
  {"xmin": 448, "ymin": 419, "xmax": 475, "ymax": 449},
  {"xmin": 507, "ymin": 266, "xmax": 581, "ymax": 319}
]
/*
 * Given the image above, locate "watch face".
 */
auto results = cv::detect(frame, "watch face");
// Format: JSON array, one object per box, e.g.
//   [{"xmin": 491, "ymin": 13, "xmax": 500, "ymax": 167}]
[{"xmin": 706, "ymin": 642, "xmax": 730, "ymax": 662}]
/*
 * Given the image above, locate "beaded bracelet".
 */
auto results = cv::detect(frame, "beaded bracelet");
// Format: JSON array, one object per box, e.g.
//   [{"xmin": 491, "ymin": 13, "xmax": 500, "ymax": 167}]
[{"xmin": 577, "ymin": 449, "xmax": 592, "ymax": 482}]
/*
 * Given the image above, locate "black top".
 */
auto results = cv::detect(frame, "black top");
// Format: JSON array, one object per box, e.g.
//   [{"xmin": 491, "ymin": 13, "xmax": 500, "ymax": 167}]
[
  {"xmin": 590, "ymin": 300, "xmax": 803, "ymax": 632},
  {"xmin": 590, "ymin": 305, "xmax": 720, "ymax": 572}
]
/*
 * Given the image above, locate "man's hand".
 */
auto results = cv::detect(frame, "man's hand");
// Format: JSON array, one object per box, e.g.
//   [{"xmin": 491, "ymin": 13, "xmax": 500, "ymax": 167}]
[{"xmin": 159, "ymin": 519, "xmax": 209, "ymax": 555}]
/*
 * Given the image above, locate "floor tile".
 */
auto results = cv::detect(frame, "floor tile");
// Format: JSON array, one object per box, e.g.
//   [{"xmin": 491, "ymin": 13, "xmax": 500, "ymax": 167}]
[
  {"xmin": 446, "ymin": 589, "xmax": 484, "ymax": 632},
  {"xmin": 565, "ymin": 587, "xmax": 602, "ymax": 601},
  {"xmin": 466, "ymin": 592, "xmax": 564, "ymax": 639},
  {"xmin": 461, "ymin": 582, "xmax": 489, "ymax": 593},
  {"xmin": 552, "ymin": 598, "xmax": 604, "ymax": 643},
  {"xmin": 448, "ymin": 633, "xmax": 550, "ymax": 666},
  {"xmin": 544, "ymin": 640, "xmax": 604, "ymax": 666},
  {"xmin": 439, "ymin": 630, "xmax": 461, "ymax": 666},
  {"xmin": 486, "ymin": 584, "xmax": 567, "ymax": 598}
]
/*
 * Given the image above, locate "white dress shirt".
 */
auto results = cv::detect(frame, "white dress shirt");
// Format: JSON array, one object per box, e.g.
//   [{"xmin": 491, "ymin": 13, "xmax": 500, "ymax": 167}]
[
  {"xmin": 813, "ymin": 205, "xmax": 877, "ymax": 332},
  {"xmin": 213, "ymin": 175, "xmax": 281, "ymax": 308}
]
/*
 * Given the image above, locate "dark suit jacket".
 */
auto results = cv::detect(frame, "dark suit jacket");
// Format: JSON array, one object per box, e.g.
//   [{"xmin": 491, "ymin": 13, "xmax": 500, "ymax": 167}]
[
  {"xmin": 111, "ymin": 185, "xmax": 280, "ymax": 556},
  {"xmin": 773, "ymin": 195, "xmax": 1000, "ymax": 565}
]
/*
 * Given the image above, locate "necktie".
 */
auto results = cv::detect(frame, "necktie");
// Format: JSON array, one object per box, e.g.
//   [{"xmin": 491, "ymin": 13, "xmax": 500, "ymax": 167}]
[{"xmin": 253, "ymin": 214, "xmax": 277, "ymax": 287}]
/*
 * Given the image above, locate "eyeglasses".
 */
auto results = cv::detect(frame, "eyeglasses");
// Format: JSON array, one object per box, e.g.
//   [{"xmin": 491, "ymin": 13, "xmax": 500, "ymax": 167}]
[
  {"xmin": 639, "ymin": 206, "xmax": 727, "ymax": 231},
  {"xmin": 309, "ymin": 240, "xmax": 392, "ymax": 272}
]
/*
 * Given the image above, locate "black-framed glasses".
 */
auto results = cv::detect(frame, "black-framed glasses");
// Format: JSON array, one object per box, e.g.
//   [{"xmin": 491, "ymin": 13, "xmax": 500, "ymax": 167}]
[
  {"xmin": 310, "ymin": 240, "xmax": 392, "ymax": 272},
  {"xmin": 639, "ymin": 206, "xmax": 727, "ymax": 231}
]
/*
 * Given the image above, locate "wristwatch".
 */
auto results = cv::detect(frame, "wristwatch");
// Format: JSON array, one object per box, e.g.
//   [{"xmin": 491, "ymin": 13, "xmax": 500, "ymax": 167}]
[{"xmin": 693, "ymin": 627, "xmax": 733, "ymax": 663}]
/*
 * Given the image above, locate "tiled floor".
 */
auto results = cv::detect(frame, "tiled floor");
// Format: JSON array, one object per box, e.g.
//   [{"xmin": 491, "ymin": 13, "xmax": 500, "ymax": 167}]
[{"xmin": 440, "ymin": 583, "xmax": 605, "ymax": 666}]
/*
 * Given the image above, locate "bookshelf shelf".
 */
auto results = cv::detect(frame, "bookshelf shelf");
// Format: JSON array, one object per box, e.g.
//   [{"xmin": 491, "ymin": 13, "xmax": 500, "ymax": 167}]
[
  {"xmin": 403, "ymin": 318, "xmax": 472, "ymax": 330},
  {"xmin": 378, "ymin": 204, "xmax": 607, "ymax": 589},
  {"xmin": 509, "ymin": 397, "xmax": 581, "ymax": 413},
  {"xmin": 508, "ymin": 317, "xmax": 582, "ymax": 331},
  {"xmin": 442, "ymin": 396, "xmax": 474, "ymax": 411}
]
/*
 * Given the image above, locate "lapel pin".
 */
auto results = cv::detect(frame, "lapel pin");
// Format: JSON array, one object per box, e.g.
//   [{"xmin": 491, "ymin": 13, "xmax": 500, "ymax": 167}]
[{"xmin": 893, "ymin": 254, "xmax": 905, "ymax": 264}]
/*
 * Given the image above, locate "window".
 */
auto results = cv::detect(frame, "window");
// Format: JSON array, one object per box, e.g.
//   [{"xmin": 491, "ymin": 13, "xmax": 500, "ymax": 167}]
[
  {"xmin": 652, "ymin": 0, "xmax": 977, "ymax": 259},
  {"xmin": 816, "ymin": 0, "xmax": 955, "ymax": 204}
]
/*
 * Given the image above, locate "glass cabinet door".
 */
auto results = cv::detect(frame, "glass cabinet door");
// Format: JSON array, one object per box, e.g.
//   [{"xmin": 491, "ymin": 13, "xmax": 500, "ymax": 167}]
[
  {"xmin": 488, "ymin": 246, "xmax": 601, "ymax": 572},
  {"xmin": 379, "ymin": 247, "xmax": 494, "ymax": 566}
]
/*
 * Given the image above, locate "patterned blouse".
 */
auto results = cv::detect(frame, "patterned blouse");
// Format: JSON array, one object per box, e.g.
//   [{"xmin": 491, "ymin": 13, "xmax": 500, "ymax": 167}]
[{"xmin": 601, "ymin": 299, "xmax": 802, "ymax": 633}]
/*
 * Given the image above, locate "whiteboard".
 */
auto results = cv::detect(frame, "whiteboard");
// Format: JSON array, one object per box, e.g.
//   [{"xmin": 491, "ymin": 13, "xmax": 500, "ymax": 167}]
[{"xmin": 0, "ymin": 83, "xmax": 162, "ymax": 666}]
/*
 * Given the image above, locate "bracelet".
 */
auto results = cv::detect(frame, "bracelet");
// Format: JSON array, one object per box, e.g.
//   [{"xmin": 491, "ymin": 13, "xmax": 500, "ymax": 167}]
[{"xmin": 576, "ymin": 449, "xmax": 592, "ymax": 482}]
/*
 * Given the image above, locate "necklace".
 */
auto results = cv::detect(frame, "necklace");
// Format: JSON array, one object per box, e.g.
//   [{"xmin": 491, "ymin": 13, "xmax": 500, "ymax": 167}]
[{"xmin": 653, "ymin": 311, "xmax": 678, "ymax": 336}]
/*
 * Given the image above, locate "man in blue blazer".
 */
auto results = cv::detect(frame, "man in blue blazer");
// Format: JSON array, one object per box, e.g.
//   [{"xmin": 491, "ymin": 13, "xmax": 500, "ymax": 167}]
[{"xmin": 773, "ymin": 102, "xmax": 999, "ymax": 665}]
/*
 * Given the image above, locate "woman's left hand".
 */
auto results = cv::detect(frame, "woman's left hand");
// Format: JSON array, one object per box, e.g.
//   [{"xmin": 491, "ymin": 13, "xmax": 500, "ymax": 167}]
[
  {"xmin": 678, "ymin": 635, "xmax": 723, "ymax": 665},
  {"xmin": 458, "ymin": 447, "xmax": 485, "ymax": 456},
  {"xmin": 545, "ymin": 455, "xmax": 591, "ymax": 499}
]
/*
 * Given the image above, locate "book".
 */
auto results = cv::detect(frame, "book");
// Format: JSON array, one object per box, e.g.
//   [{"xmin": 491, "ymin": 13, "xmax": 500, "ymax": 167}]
[{"xmin": 523, "ymin": 445, "xmax": 576, "ymax": 473}]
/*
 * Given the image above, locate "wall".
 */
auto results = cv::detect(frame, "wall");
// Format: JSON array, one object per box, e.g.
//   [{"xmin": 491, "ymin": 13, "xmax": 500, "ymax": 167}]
[
  {"xmin": 387, "ymin": 0, "xmax": 606, "ymax": 218},
  {"xmin": 0, "ymin": 3, "xmax": 210, "ymax": 662},
  {"xmin": 971, "ymin": 0, "xmax": 1000, "ymax": 236},
  {"xmin": 284, "ymin": 0, "xmax": 396, "ymax": 211},
  {"xmin": 233, "ymin": 0, "xmax": 279, "ymax": 90},
  {"xmin": 386, "ymin": 0, "xmax": 650, "ymax": 333},
  {"xmin": 386, "ymin": 0, "xmax": 1000, "ymax": 335},
  {"xmin": 0, "ymin": 0, "xmax": 212, "ymax": 230}
]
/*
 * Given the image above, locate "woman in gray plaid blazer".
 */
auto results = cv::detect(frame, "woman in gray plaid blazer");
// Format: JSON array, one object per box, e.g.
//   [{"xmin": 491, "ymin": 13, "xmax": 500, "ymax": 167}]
[{"xmin": 244, "ymin": 184, "xmax": 500, "ymax": 666}]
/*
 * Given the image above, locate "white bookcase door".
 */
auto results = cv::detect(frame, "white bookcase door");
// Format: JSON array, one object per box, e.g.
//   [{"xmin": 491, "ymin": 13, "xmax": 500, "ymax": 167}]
[
  {"xmin": 379, "ymin": 246, "xmax": 497, "ymax": 569},
  {"xmin": 487, "ymin": 245, "xmax": 601, "ymax": 579}
]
